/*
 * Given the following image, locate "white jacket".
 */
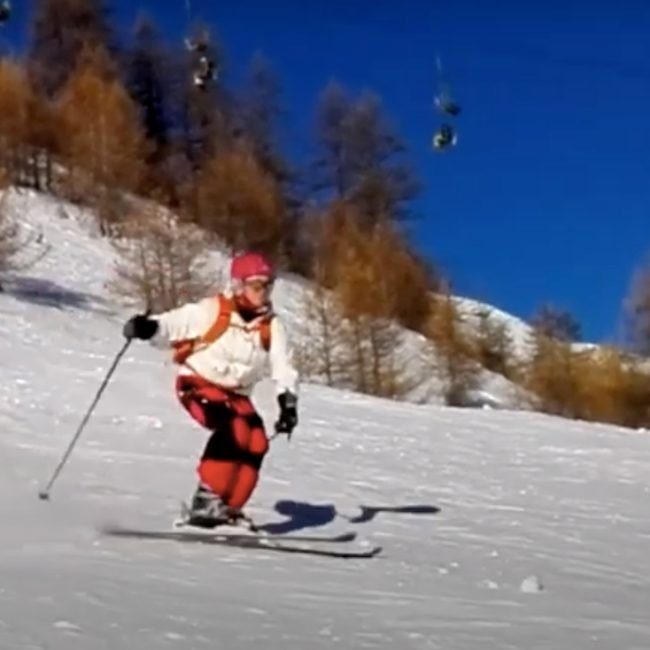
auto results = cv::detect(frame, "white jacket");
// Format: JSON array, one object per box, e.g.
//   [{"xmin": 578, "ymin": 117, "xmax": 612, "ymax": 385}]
[{"xmin": 150, "ymin": 293, "xmax": 299, "ymax": 397}]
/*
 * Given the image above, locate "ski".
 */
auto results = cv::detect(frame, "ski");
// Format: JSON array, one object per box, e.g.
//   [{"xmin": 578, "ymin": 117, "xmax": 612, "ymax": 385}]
[
  {"xmin": 101, "ymin": 523, "xmax": 357, "ymax": 544},
  {"xmin": 100, "ymin": 525, "xmax": 381, "ymax": 559},
  {"xmin": 173, "ymin": 527, "xmax": 358, "ymax": 545}
]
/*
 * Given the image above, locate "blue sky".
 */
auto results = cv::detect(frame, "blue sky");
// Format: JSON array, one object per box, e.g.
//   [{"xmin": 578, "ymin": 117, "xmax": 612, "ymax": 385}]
[{"xmin": 6, "ymin": 1, "xmax": 650, "ymax": 341}]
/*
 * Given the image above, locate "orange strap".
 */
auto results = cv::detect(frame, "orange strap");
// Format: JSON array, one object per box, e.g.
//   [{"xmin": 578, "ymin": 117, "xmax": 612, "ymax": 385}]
[
  {"xmin": 203, "ymin": 294, "xmax": 233, "ymax": 343},
  {"xmin": 172, "ymin": 295, "xmax": 272, "ymax": 364}
]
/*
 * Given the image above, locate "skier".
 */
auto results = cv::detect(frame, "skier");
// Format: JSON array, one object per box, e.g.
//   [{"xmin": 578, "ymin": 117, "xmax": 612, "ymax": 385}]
[{"xmin": 122, "ymin": 252, "xmax": 299, "ymax": 529}]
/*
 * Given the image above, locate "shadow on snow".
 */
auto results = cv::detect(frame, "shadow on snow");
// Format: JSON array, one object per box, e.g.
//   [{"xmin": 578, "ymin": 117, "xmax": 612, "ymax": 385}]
[{"xmin": 259, "ymin": 500, "xmax": 440, "ymax": 535}]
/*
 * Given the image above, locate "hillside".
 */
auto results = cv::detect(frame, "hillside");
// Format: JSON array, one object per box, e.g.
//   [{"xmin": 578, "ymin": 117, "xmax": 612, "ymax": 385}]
[
  {"xmin": 1, "ymin": 188, "xmax": 535, "ymax": 409},
  {"xmin": 1, "ymin": 192, "xmax": 650, "ymax": 647}
]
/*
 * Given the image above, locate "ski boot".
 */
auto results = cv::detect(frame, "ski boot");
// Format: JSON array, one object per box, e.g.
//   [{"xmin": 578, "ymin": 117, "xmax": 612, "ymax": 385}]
[{"xmin": 175, "ymin": 483, "xmax": 257, "ymax": 531}]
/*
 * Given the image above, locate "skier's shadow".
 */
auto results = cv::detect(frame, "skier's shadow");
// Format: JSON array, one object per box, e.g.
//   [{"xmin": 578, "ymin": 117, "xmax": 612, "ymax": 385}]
[{"xmin": 258, "ymin": 500, "xmax": 440, "ymax": 535}]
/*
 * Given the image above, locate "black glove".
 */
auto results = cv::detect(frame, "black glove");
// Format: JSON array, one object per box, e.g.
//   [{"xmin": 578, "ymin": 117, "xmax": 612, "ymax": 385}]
[
  {"xmin": 123, "ymin": 313, "xmax": 158, "ymax": 340},
  {"xmin": 275, "ymin": 391, "xmax": 298, "ymax": 437}
]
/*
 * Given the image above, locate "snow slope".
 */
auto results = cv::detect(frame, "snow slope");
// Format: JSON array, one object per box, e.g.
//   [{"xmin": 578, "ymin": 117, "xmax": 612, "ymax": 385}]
[
  {"xmin": 2, "ymin": 189, "xmax": 650, "ymax": 649},
  {"xmin": 3, "ymin": 188, "xmax": 531, "ymax": 409}
]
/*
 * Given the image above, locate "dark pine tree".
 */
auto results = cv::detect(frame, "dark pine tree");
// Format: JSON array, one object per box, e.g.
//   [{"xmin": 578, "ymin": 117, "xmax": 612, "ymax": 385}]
[
  {"xmin": 312, "ymin": 80, "xmax": 352, "ymax": 199},
  {"xmin": 240, "ymin": 52, "xmax": 290, "ymax": 186},
  {"xmin": 28, "ymin": 0, "xmax": 116, "ymax": 97},
  {"xmin": 124, "ymin": 15, "xmax": 171, "ymax": 162}
]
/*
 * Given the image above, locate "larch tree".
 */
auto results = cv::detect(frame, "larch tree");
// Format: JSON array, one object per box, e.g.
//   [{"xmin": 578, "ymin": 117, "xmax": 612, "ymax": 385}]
[
  {"xmin": 342, "ymin": 91, "xmax": 419, "ymax": 225},
  {"xmin": 57, "ymin": 48, "xmax": 148, "ymax": 233},
  {"xmin": 190, "ymin": 142, "xmax": 287, "ymax": 261},
  {"xmin": 426, "ymin": 292, "xmax": 480, "ymax": 406},
  {"xmin": 109, "ymin": 201, "xmax": 217, "ymax": 312},
  {"xmin": 296, "ymin": 207, "xmax": 353, "ymax": 387},
  {"xmin": 524, "ymin": 329, "xmax": 580, "ymax": 417},
  {"xmin": 471, "ymin": 308, "xmax": 516, "ymax": 378},
  {"xmin": 326, "ymin": 205, "xmax": 414, "ymax": 397},
  {"xmin": 312, "ymin": 82, "xmax": 419, "ymax": 227},
  {"xmin": 0, "ymin": 61, "xmax": 32, "ymax": 185}
]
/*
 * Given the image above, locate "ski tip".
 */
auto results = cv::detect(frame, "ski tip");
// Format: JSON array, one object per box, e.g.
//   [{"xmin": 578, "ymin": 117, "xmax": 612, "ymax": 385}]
[
  {"xmin": 254, "ymin": 530, "xmax": 357, "ymax": 542},
  {"xmin": 346, "ymin": 545, "xmax": 383, "ymax": 559},
  {"xmin": 97, "ymin": 522, "xmax": 129, "ymax": 538}
]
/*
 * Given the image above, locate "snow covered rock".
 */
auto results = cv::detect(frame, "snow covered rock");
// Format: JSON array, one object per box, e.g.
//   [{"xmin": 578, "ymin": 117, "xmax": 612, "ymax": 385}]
[{"xmin": 520, "ymin": 575, "xmax": 544, "ymax": 594}]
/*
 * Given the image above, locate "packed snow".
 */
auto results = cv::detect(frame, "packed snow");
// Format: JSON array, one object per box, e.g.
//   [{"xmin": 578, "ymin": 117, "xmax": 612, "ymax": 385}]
[{"xmin": 2, "ymin": 189, "xmax": 650, "ymax": 649}]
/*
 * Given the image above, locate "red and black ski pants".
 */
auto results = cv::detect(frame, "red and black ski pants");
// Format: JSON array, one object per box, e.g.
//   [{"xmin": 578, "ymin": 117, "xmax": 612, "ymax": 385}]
[{"xmin": 176, "ymin": 375, "xmax": 269, "ymax": 509}]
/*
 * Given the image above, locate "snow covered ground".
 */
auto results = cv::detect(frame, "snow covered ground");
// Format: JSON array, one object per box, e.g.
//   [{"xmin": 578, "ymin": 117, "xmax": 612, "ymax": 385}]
[
  {"xmin": 2, "ymin": 190, "xmax": 650, "ymax": 649},
  {"xmin": 2, "ymin": 188, "xmax": 532, "ymax": 409}
]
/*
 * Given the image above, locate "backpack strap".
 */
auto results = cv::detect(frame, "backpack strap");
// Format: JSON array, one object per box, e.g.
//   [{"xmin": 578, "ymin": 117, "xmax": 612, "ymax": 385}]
[
  {"xmin": 202, "ymin": 294, "xmax": 233, "ymax": 344},
  {"xmin": 172, "ymin": 295, "xmax": 272, "ymax": 364},
  {"xmin": 172, "ymin": 294, "xmax": 232, "ymax": 364}
]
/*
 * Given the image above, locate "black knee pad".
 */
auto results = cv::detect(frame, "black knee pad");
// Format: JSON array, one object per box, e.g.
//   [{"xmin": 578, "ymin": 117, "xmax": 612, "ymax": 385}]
[
  {"xmin": 202, "ymin": 428, "xmax": 266, "ymax": 470},
  {"xmin": 199, "ymin": 400, "xmax": 234, "ymax": 432}
]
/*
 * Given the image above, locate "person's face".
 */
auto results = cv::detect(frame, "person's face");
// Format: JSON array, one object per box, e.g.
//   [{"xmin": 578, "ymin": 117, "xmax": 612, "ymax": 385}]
[{"xmin": 242, "ymin": 278, "xmax": 274, "ymax": 308}]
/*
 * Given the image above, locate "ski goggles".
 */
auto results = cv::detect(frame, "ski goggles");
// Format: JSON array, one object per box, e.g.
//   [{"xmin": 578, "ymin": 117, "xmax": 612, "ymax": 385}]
[{"xmin": 244, "ymin": 278, "xmax": 274, "ymax": 292}]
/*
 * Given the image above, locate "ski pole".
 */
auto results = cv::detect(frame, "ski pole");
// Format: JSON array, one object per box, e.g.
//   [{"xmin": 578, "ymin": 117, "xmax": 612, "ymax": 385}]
[{"xmin": 38, "ymin": 338, "xmax": 132, "ymax": 501}]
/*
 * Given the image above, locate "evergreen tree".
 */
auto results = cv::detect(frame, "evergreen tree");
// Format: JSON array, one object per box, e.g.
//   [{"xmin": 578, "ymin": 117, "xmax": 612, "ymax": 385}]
[
  {"xmin": 28, "ymin": 0, "xmax": 115, "ymax": 97},
  {"xmin": 313, "ymin": 80, "xmax": 352, "ymax": 199},
  {"xmin": 240, "ymin": 52, "xmax": 290, "ymax": 185},
  {"xmin": 124, "ymin": 14, "xmax": 170, "ymax": 156}
]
